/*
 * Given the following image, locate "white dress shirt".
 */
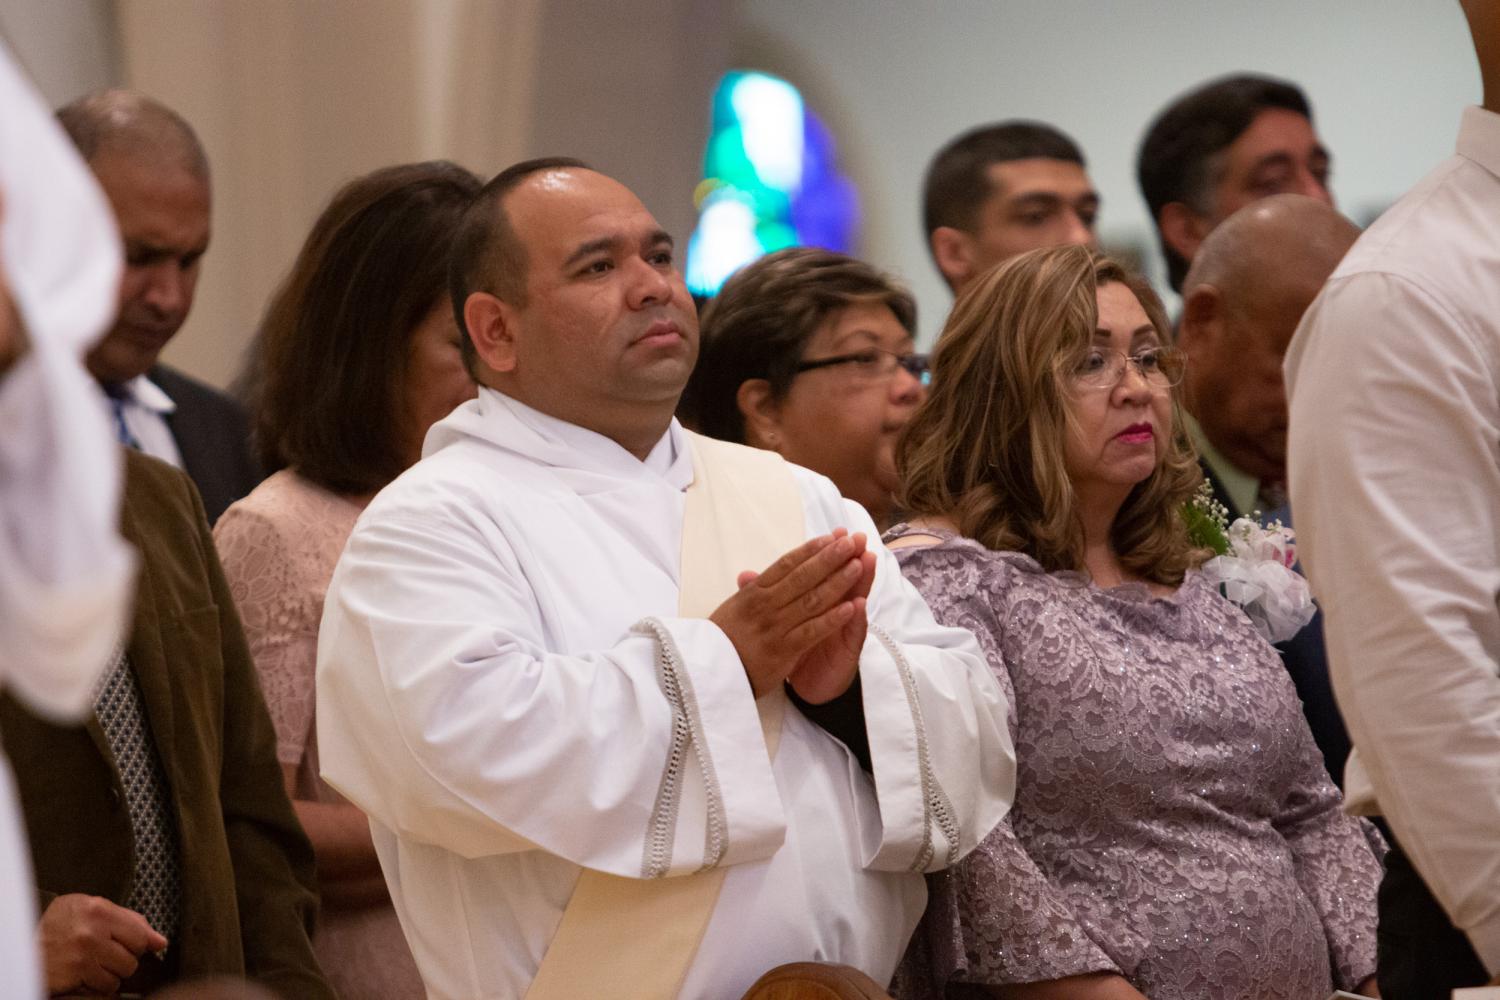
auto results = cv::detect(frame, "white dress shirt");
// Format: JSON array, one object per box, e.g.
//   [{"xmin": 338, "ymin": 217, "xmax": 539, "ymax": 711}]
[
  {"xmin": 1286, "ymin": 105, "xmax": 1500, "ymax": 971},
  {"xmin": 108, "ymin": 373, "xmax": 184, "ymax": 467},
  {"xmin": 0, "ymin": 38, "xmax": 133, "ymax": 999},
  {"xmin": 316, "ymin": 389, "xmax": 1015, "ymax": 1000}
]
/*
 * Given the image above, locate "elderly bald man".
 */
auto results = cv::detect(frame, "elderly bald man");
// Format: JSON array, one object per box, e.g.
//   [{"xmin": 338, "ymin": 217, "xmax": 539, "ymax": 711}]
[
  {"xmin": 1178, "ymin": 193, "xmax": 1362, "ymax": 517},
  {"xmin": 57, "ymin": 90, "xmax": 262, "ymax": 524},
  {"xmin": 1176, "ymin": 193, "xmax": 1361, "ymax": 785}
]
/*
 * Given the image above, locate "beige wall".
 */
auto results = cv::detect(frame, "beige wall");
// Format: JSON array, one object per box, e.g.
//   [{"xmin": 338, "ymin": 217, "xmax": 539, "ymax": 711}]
[
  {"xmin": 0, "ymin": 0, "xmax": 119, "ymax": 105},
  {"xmin": 117, "ymin": 0, "xmax": 546, "ymax": 389},
  {"xmin": 8, "ymin": 0, "xmax": 727, "ymax": 390}
]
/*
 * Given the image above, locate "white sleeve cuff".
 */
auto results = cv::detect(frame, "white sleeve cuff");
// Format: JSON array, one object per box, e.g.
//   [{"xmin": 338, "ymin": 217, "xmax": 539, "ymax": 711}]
[{"xmin": 643, "ymin": 616, "xmax": 787, "ymax": 872}]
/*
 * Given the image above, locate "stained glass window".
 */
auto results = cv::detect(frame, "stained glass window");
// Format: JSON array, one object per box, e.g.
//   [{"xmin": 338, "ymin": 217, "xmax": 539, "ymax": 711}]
[{"xmin": 685, "ymin": 71, "xmax": 858, "ymax": 297}]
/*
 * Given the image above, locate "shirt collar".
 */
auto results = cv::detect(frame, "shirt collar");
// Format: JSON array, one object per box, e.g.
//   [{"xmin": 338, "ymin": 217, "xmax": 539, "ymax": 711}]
[
  {"xmin": 1457, "ymin": 105, "xmax": 1500, "ymax": 178},
  {"xmin": 112, "ymin": 374, "xmax": 178, "ymax": 416},
  {"xmin": 1183, "ymin": 411, "xmax": 1259, "ymax": 517},
  {"xmin": 430, "ymin": 387, "xmax": 690, "ymax": 489}
]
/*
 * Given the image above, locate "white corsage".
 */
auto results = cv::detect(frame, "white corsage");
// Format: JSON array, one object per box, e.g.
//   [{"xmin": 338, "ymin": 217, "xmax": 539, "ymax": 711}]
[{"xmin": 1185, "ymin": 482, "xmax": 1317, "ymax": 644}]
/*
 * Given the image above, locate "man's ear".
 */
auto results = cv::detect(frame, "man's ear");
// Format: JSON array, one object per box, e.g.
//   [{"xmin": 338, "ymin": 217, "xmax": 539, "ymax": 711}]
[
  {"xmin": 929, "ymin": 226, "xmax": 976, "ymax": 293},
  {"xmin": 735, "ymin": 379, "xmax": 781, "ymax": 450},
  {"xmin": 1158, "ymin": 202, "xmax": 1212, "ymax": 268},
  {"xmin": 1178, "ymin": 283, "xmax": 1224, "ymax": 353},
  {"xmin": 464, "ymin": 291, "xmax": 517, "ymax": 375}
]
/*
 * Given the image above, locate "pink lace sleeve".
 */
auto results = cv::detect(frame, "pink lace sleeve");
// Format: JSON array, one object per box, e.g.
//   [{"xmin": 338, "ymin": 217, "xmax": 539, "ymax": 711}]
[{"xmin": 214, "ymin": 499, "xmax": 320, "ymax": 768}]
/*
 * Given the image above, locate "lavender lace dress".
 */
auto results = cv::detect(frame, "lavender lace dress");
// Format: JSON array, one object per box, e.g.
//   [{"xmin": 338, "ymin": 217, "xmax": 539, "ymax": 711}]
[{"xmin": 887, "ymin": 528, "xmax": 1380, "ymax": 1000}]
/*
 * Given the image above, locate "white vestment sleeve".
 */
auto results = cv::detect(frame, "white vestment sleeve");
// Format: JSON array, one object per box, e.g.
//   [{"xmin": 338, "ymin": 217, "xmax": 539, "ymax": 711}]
[
  {"xmin": 1288, "ymin": 271, "xmax": 1500, "ymax": 968},
  {"xmin": 0, "ymin": 38, "xmax": 131, "ymax": 719},
  {"xmin": 795, "ymin": 471, "xmax": 1016, "ymax": 872},
  {"xmin": 316, "ymin": 506, "xmax": 785, "ymax": 879}
]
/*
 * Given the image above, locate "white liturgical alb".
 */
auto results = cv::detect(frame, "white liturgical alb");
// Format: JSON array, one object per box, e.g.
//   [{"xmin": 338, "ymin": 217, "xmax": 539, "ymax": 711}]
[{"xmin": 317, "ymin": 389, "xmax": 1014, "ymax": 999}]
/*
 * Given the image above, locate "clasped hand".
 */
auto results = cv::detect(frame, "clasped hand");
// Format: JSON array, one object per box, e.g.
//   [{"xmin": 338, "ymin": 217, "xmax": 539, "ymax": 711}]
[{"xmin": 709, "ymin": 528, "xmax": 876, "ymax": 704}]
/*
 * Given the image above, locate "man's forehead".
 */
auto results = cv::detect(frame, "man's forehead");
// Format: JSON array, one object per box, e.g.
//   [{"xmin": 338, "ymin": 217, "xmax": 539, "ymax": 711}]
[
  {"xmin": 506, "ymin": 169, "xmax": 662, "ymax": 248},
  {"xmin": 984, "ymin": 158, "xmax": 1095, "ymax": 202},
  {"xmin": 1228, "ymin": 108, "xmax": 1324, "ymax": 160},
  {"xmin": 93, "ymin": 149, "xmax": 211, "ymax": 244}
]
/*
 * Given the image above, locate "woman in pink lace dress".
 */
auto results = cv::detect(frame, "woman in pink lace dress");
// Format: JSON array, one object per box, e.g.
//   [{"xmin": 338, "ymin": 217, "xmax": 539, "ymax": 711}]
[
  {"xmin": 214, "ymin": 161, "xmax": 480, "ymax": 999},
  {"xmin": 887, "ymin": 246, "xmax": 1381, "ymax": 1000}
]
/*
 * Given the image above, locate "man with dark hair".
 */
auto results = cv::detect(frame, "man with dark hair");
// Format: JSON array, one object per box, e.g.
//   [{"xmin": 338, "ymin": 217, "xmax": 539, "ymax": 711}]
[
  {"xmin": 1138, "ymin": 73, "xmax": 1333, "ymax": 292},
  {"xmin": 447, "ymin": 155, "xmax": 589, "ymax": 377},
  {"xmin": 57, "ymin": 90, "xmax": 261, "ymax": 524},
  {"xmin": 922, "ymin": 120, "xmax": 1099, "ymax": 293},
  {"xmin": 319, "ymin": 158, "xmax": 1013, "ymax": 999}
]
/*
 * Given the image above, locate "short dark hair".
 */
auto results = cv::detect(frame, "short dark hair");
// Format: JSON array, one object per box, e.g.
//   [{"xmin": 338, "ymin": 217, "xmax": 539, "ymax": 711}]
[
  {"xmin": 1137, "ymin": 73, "xmax": 1315, "ymax": 291},
  {"xmin": 447, "ymin": 156, "xmax": 592, "ymax": 374},
  {"xmin": 253, "ymin": 160, "xmax": 481, "ymax": 495},
  {"xmin": 922, "ymin": 121, "xmax": 1086, "ymax": 239},
  {"xmin": 679, "ymin": 247, "xmax": 916, "ymax": 443}
]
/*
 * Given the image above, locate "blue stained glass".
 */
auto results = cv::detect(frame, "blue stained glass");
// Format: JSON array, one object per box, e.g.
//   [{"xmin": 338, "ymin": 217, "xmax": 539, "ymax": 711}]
[{"xmin": 686, "ymin": 71, "xmax": 858, "ymax": 297}]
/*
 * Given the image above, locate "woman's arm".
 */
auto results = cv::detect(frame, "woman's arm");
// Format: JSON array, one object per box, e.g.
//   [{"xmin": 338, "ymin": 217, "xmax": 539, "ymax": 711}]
[
  {"xmin": 892, "ymin": 543, "xmax": 1124, "ymax": 992},
  {"xmin": 280, "ymin": 765, "xmax": 389, "ymax": 909},
  {"xmin": 1271, "ymin": 695, "xmax": 1383, "ymax": 990}
]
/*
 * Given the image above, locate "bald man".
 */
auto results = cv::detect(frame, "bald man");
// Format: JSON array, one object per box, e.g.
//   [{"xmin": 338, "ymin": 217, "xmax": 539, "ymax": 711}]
[
  {"xmin": 1178, "ymin": 194, "xmax": 1361, "ymax": 519},
  {"xmin": 57, "ymin": 90, "xmax": 261, "ymax": 524},
  {"xmin": 1177, "ymin": 194, "xmax": 1361, "ymax": 784}
]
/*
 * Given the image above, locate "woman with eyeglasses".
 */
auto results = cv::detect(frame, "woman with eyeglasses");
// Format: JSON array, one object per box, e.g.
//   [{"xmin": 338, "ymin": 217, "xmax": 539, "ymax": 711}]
[
  {"xmin": 886, "ymin": 246, "xmax": 1380, "ymax": 1000},
  {"xmin": 678, "ymin": 246, "xmax": 928, "ymax": 529}
]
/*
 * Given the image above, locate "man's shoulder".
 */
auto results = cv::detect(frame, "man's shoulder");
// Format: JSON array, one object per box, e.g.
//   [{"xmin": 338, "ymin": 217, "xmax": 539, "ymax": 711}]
[
  {"xmin": 685, "ymin": 431, "xmax": 844, "ymax": 514},
  {"xmin": 123, "ymin": 447, "xmax": 205, "ymax": 525},
  {"xmin": 1328, "ymin": 155, "xmax": 1500, "ymax": 315},
  {"xmin": 149, "ymin": 364, "xmax": 249, "ymax": 422},
  {"xmin": 362, "ymin": 438, "xmax": 532, "ymax": 526}
]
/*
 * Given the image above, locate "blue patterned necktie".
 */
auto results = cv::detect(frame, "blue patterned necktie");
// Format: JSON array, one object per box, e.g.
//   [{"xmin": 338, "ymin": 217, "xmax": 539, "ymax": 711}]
[
  {"xmin": 93, "ymin": 647, "xmax": 181, "ymax": 940},
  {"xmin": 103, "ymin": 384, "xmax": 142, "ymax": 450}
]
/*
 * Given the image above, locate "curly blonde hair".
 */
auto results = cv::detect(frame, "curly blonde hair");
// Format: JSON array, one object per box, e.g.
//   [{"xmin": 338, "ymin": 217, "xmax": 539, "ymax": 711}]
[{"xmin": 896, "ymin": 245, "xmax": 1204, "ymax": 584}]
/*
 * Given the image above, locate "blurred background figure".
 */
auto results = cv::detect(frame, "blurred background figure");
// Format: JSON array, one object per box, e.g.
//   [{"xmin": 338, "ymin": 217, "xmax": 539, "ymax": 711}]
[
  {"xmin": 0, "ymin": 37, "xmax": 131, "ymax": 1000},
  {"xmin": 57, "ymin": 89, "xmax": 262, "ymax": 524},
  {"xmin": 214, "ymin": 160, "xmax": 481, "ymax": 1000},
  {"xmin": 679, "ymin": 246, "xmax": 926, "ymax": 529},
  {"xmin": 922, "ymin": 120, "xmax": 1099, "ymax": 296},
  {"xmin": 1177, "ymin": 193, "xmax": 1361, "ymax": 785},
  {"xmin": 1137, "ymin": 73, "xmax": 1333, "ymax": 295},
  {"xmin": 888, "ymin": 245, "xmax": 1379, "ymax": 1000}
]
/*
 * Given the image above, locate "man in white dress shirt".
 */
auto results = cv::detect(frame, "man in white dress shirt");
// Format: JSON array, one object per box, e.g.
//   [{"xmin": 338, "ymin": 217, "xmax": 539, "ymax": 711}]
[
  {"xmin": 1286, "ymin": 3, "xmax": 1500, "ymax": 995},
  {"xmin": 57, "ymin": 91, "xmax": 261, "ymax": 524},
  {"xmin": 316, "ymin": 158, "xmax": 1014, "ymax": 1000},
  {"xmin": 0, "ymin": 40, "xmax": 134, "ymax": 1000}
]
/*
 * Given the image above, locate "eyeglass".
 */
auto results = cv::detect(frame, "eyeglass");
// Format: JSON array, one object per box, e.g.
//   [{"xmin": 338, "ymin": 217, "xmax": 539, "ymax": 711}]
[
  {"xmin": 1071, "ymin": 345, "xmax": 1185, "ymax": 390},
  {"xmin": 794, "ymin": 348, "xmax": 932, "ymax": 386}
]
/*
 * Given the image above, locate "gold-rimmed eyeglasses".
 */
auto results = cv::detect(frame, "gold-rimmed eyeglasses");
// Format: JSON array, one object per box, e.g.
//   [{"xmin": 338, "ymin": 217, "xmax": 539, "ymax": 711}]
[{"xmin": 1070, "ymin": 345, "xmax": 1185, "ymax": 390}]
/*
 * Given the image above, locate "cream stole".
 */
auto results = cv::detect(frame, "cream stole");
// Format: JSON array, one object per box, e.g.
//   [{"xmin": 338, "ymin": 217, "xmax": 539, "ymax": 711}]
[{"xmin": 524, "ymin": 432, "xmax": 807, "ymax": 1000}]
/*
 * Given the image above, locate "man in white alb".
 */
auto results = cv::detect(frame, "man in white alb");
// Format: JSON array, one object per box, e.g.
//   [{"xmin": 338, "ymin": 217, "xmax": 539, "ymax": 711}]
[
  {"xmin": 316, "ymin": 157, "xmax": 1015, "ymax": 1000},
  {"xmin": 0, "ymin": 39, "xmax": 135, "ymax": 1000}
]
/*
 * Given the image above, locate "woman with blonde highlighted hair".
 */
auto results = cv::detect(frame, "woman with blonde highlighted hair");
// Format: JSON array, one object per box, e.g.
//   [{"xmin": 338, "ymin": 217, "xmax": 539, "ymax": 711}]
[{"xmin": 887, "ymin": 245, "xmax": 1379, "ymax": 1000}]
